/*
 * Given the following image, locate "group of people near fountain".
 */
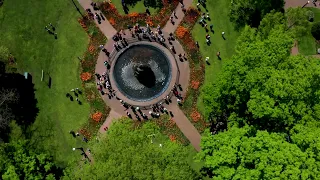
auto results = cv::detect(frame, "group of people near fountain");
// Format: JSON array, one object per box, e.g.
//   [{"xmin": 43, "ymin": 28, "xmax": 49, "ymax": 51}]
[
  {"xmin": 118, "ymin": 83, "xmax": 184, "ymax": 121},
  {"xmin": 112, "ymin": 33, "xmax": 129, "ymax": 52},
  {"xmin": 126, "ymin": 23, "xmax": 172, "ymax": 47},
  {"xmin": 95, "ymin": 72, "xmax": 115, "ymax": 99}
]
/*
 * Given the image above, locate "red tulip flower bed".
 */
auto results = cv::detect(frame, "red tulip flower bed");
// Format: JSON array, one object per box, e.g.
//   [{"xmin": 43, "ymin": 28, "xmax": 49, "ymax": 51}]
[
  {"xmin": 134, "ymin": 115, "xmax": 189, "ymax": 145},
  {"xmin": 99, "ymin": 1, "xmax": 179, "ymax": 31},
  {"xmin": 77, "ymin": 15, "xmax": 111, "ymax": 139},
  {"xmin": 175, "ymin": 8, "xmax": 208, "ymax": 133}
]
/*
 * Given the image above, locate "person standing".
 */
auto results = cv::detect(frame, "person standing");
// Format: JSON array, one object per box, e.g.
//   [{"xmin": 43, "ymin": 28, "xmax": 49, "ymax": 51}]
[{"xmin": 205, "ymin": 57, "xmax": 209, "ymax": 63}]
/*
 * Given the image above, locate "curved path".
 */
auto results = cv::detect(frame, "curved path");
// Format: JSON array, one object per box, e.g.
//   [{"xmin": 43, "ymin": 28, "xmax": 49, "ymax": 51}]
[{"xmin": 77, "ymin": 0, "xmax": 201, "ymax": 151}]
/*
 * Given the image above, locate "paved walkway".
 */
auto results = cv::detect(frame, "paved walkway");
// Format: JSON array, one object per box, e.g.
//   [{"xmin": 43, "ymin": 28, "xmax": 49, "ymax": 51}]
[
  {"xmin": 77, "ymin": 0, "xmax": 117, "ymax": 39},
  {"xmin": 291, "ymin": 40, "xmax": 299, "ymax": 55},
  {"xmin": 163, "ymin": 0, "xmax": 194, "ymax": 33},
  {"xmin": 77, "ymin": 0, "xmax": 201, "ymax": 151},
  {"xmin": 285, "ymin": 0, "xmax": 319, "ymax": 9}
]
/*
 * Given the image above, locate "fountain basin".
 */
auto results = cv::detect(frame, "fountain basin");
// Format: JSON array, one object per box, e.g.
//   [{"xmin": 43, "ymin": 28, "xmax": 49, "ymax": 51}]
[{"xmin": 111, "ymin": 42, "xmax": 174, "ymax": 103}]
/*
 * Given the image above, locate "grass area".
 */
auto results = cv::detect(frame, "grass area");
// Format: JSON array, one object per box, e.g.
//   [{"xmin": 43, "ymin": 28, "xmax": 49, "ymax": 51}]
[
  {"xmin": 192, "ymin": 0, "xmax": 240, "ymax": 116},
  {"xmin": 111, "ymin": 0, "xmax": 158, "ymax": 15},
  {"xmin": 0, "ymin": 0, "xmax": 91, "ymax": 167},
  {"xmin": 298, "ymin": 7, "xmax": 320, "ymax": 55}
]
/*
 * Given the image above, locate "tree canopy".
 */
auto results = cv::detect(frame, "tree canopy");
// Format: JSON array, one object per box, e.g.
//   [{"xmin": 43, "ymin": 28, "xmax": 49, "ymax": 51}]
[
  {"xmin": 63, "ymin": 118, "xmax": 200, "ymax": 180},
  {"xmin": 202, "ymin": 24, "xmax": 320, "ymax": 132},
  {"xmin": 0, "ymin": 124, "xmax": 61, "ymax": 180},
  {"xmin": 229, "ymin": 0, "xmax": 284, "ymax": 28},
  {"xmin": 285, "ymin": 7, "xmax": 310, "ymax": 38},
  {"xmin": 198, "ymin": 127, "xmax": 320, "ymax": 179}
]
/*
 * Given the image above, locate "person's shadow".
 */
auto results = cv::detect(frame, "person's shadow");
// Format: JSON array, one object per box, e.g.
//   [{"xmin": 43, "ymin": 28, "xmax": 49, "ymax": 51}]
[
  {"xmin": 206, "ymin": 61, "xmax": 211, "ymax": 65},
  {"xmin": 169, "ymin": 111, "xmax": 174, "ymax": 117}
]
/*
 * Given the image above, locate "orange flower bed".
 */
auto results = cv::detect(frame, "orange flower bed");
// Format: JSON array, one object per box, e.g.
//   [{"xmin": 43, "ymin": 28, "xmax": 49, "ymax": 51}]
[
  {"xmin": 79, "ymin": 128, "xmax": 91, "ymax": 139},
  {"xmin": 169, "ymin": 135, "xmax": 176, "ymax": 142},
  {"xmin": 128, "ymin": 12, "xmax": 139, "ymax": 17},
  {"xmin": 176, "ymin": 26, "xmax": 188, "ymax": 39},
  {"xmin": 191, "ymin": 80, "xmax": 200, "ymax": 89},
  {"xmin": 109, "ymin": 17, "xmax": 116, "ymax": 26},
  {"xmin": 146, "ymin": 17, "xmax": 154, "ymax": 27},
  {"xmin": 88, "ymin": 45, "xmax": 95, "ymax": 54},
  {"xmin": 80, "ymin": 72, "xmax": 92, "ymax": 82},
  {"xmin": 92, "ymin": 112, "xmax": 103, "ymax": 122},
  {"xmin": 78, "ymin": 18, "xmax": 87, "ymax": 30},
  {"xmin": 191, "ymin": 110, "xmax": 201, "ymax": 122},
  {"xmin": 168, "ymin": 118, "xmax": 176, "ymax": 128}
]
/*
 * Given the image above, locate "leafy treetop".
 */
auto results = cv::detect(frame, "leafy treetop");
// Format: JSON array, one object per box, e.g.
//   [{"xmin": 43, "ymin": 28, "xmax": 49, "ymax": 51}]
[
  {"xmin": 63, "ymin": 118, "xmax": 200, "ymax": 180},
  {"xmin": 203, "ymin": 24, "xmax": 320, "ymax": 132}
]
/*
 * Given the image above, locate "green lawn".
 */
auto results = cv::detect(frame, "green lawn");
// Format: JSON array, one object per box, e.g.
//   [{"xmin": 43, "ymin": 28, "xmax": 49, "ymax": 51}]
[
  {"xmin": 112, "ymin": 0, "xmax": 158, "ymax": 15},
  {"xmin": 298, "ymin": 7, "xmax": 320, "ymax": 55},
  {"xmin": 192, "ymin": 0, "xmax": 240, "ymax": 116},
  {"xmin": 0, "ymin": 0, "xmax": 90, "ymax": 166}
]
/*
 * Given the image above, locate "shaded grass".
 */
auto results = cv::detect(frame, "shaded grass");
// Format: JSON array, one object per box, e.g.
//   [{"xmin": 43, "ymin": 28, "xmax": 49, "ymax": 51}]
[
  {"xmin": 192, "ymin": 0, "xmax": 240, "ymax": 116},
  {"xmin": 112, "ymin": 0, "xmax": 158, "ymax": 15},
  {"xmin": 0, "ymin": 0, "xmax": 91, "ymax": 167},
  {"xmin": 298, "ymin": 7, "xmax": 320, "ymax": 55}
]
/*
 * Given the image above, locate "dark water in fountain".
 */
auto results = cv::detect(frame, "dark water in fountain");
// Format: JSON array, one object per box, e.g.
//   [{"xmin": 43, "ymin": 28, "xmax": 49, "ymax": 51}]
[{"xmin": 113, "ymin": 44, "xmax": 171, "ymax": 102}]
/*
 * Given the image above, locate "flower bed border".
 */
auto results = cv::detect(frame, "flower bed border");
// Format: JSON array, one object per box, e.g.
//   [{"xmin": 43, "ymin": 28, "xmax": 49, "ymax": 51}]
[
  {"xmin": 175, "ymin": 7, "xmax": 209, "ymax": 133},
  {"xmin": 134, "ymin": 115, "xmax": 190, "ymax": 145},
  {"xmin": 78, "ymin": 15, "xmax": 111, "ymax": 139},
  {"xmin": 99, "ymin": 0, "xmax": 179, "ymax": 31}
]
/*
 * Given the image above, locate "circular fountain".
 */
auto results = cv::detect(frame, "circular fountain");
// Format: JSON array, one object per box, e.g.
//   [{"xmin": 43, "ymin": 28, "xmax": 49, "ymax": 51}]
[{"xmin": 109, "ymin": 41, "xmax": 178, "ymax": 107}]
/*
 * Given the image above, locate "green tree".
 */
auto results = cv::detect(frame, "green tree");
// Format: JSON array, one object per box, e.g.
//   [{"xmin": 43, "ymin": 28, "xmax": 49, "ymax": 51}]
[
  {"xmin": 285, "ymin": 7, "xmax": 310, "ymax": 38},
  {"xmin": 258, "ymin": 10, "xmax": 286, "ymax": 39},
  {"xmin": 0, "ymin": 139, "xmax": 61, "ymax": 180},
  {"xmin": 229, "ymin": 0, "xmax": 284, "ymax": 28},
  {"xmin": 291, "ymin": 121, "xmax": 320, "ymax": 162},
  {"xmin": 311, "ymin": 22, "xmax": 320, "ymax": 40},
  {"xmin": 203, "ymin": 26, "xmax": 320, "ymax": 131},
  {"xmin": 64, "ymin": 118, "xmax": 200, "ymax": 180},
  {"xmin": 197, "ymin": 127, "xmax": 320, "ymax": 179}
]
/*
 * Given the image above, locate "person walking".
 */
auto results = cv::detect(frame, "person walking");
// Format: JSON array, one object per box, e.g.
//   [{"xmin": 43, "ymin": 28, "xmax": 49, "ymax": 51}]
[
  {"xmin": 216, "ymin": 51, "xmax": 221, "ymax": 59},
  {"xmin": 205, "ymin": 57, "xmax": 209, "ymax": 63},
  {"xmin": 177, "ymin": 98, "xmax": 181, "ymax": 105},
  {"xmin": 222, "ymin": 31, "xmax": 225, "ymax": 39}
]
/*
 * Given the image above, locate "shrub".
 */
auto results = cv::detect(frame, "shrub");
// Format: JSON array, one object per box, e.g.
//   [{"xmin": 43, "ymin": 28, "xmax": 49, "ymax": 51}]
[
  {"xmin": 92, "ymin": 112, "xmax": 103, "ymax": 122},
  {"xmin": 80, "ymin": 72, "xmax": 92, "ymax": 82},
  {"xmin": 311, "ymin": 22, "xmax": 320, "ymax": 40}
]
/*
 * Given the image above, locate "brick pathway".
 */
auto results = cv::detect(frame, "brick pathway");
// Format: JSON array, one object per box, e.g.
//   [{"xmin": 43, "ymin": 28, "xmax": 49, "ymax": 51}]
[
  {"xmin": 163, "ymin": 0, "xmax": 194, "ymax": 33},
  {"xmin": 285, "ymin": 0, "xmax": 319, "ymax": 9},
  {"xmin": 77, "ymin": 0, "xmax": 117, "ymax": 39},
  {"xmin": 77, "ymin": 0, "xmax": 201, "ymax": 151}
]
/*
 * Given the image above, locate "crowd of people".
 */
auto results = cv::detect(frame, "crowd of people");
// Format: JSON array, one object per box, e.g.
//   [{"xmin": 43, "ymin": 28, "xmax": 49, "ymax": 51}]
[
  {"xmin": 120, "ymin": 83, "xmax": 184, "ymax": 121},
  {"xmin": 196, "ymin": 0, "xmax": 222, "ymax": 63},
  {"xmin": 86, "ymin": 2, "xmax": 105, "ymax": 24},
  {"xmin": 95, "ymin": 72, "xmax": 115, "ymax": 99}
]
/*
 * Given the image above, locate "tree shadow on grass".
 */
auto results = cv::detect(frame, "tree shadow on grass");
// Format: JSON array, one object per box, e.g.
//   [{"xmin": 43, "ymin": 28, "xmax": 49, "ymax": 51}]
[{"xmin": 0, "ymin": 73, "xmax": 39, "ymax": 130}]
